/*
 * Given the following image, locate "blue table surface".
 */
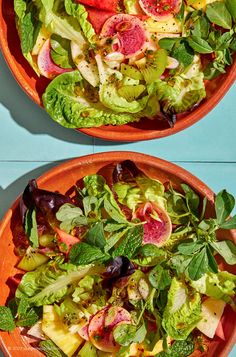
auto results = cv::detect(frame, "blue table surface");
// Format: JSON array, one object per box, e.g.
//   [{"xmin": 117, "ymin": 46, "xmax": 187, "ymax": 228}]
[{"xmin": 0, "ymin": 49, "xmax": 235, "ymax": 356}]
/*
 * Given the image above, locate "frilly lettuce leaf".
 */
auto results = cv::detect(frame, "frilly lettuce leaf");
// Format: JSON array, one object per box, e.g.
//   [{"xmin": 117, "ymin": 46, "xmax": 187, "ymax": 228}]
[
  {"xmin": 162, "ymin": 278, "xmax": 201, "ymax": 340},
  {"xmin": 15, "ymin": 258, "xmax": 96, "ymax": 306},
  {"xmin": 64, "ymin": 0, "xmax": 96, "ymax": 44},
  {"xmin": 43, "ymin": 71, "xmax": 139, "ymax": 128},
  {"xmin": 155, "ymin": 56, "xmax": 206, "ymax": 114},
  {"xmin": 190, "ymin": 271, "xmax": 236, "ymax": 304},
  {"xmin": 114, "ymin": 176, "xmax": 166, "ymax": 212}
]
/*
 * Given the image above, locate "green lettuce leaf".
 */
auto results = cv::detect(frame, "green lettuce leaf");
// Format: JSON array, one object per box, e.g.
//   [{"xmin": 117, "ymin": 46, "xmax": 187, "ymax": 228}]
[
  {"xmin": 114, "ymin": 175, "xmax": 165, "ymax": 212},
  {"xmin": 154, "ymin": 56, "xmax": 206, "ymax": 114},
  {"xmin": 190, "ymin": 271, "xmax": 236, "ymax": 304},
  {"xmin": 15, "ymin": 258, "xmax": 95, "ymax": 306},
  {"xmin": 162, "ymin": 278, "xmax": 201, "ymax": 340},
  {"xmin": 64, "ymin": 0, "xmax": 96, "ymax": 44},
  {"xmin": 42, "ymin": 71, "xmax": 139, "ymax": 128}
]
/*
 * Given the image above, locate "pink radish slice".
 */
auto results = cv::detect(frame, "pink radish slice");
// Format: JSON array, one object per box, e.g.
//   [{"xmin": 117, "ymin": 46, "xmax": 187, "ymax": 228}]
[
  {"xmin": 37, "ymin": 39, "xmax": 73, "ymax": 79},
  {"xmin": 78, "ymin": 323, "xmax": 89, "ymax": 341},
  {"xmin": 135, "ymin": 202, "xmax": 172, "ymax": 246},
  {"xmin": 101, "ymin": 14, "xmax": 146, "ymax": 58},
  {"xmin": 139, "ymin": 0, "xmax": 181, "ymax": 21},
  {"xmin": 88, "ymin": 306, "xmax": 131, "ymax": 352}
]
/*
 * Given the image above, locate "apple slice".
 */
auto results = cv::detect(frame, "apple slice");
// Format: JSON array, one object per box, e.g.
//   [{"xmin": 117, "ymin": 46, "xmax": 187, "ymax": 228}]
[
  {"xmin": 197, "ymin": 298, "xmax": 226, "ymax": 338},
  {"xmin": 37, "ymin": 39, "xmax": 72, "ymax": 79}
]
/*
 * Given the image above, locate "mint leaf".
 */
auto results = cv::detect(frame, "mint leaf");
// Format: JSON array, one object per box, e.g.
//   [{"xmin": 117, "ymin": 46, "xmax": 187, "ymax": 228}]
[
  {"xmin": 171, "ymin": 41, "xmax": 194, "ymax": 67},
  {"xmin": 226, "ymin": 0, "xmax": 236, "ymax": 22},
  {"xmin": 159, "ymin": 37, "xmax": 180, "ymax": 51},
  {"xmin": 104, "ymin": 197, "xmax": 128, "ymax": 223},
  {"xmin": 215, "ymin": 189, "xmax": 235, "ymax": 224},
  {"xmin": 149, "ymin": 265, "xmax": 171, "ymax": 290},
  {"xmin": 0, "ymin": 306, "xmax": 15, "ymax": 331},
  {"xmin": 39, "ymin": 339, "xmax": 66, "ymax": 357},
  {"xmin": 211, "ymin": 240, "xmax": 236, "ymax": 265},
  {"xmin": 206, "ymin": 2, "xmax": 232, "ymax": 29},
  {"xmin": 85, "ymin": 222, "xmax": 106, "ymax": 248},
  {"xmin": 25, "ymin": 207, "xmax": 39, "ymax": 248},
  {"xmin": 69, "ymin": 242, "xmax": 109, "ymax": 265},
  {"xmin": 16, "ymin": 298, "xmax": 40, "ymax": 327},
  {"xmin": 187, "ymin": 36, "xmax": 213, "ymax": 54},
  {"xmin": 187, "ymin": 248, "xmax": 208, "ymax": 280},
  {"xmin": 113, "ymin": 225, "xmax": 143, "ymax": 259},
  {"xmin": 220, "ymin": 215, "xmax": 236, "ymax": 229}
]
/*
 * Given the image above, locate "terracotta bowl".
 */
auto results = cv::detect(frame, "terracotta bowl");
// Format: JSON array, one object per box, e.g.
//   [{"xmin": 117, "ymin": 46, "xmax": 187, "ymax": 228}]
[
  {"xmin": 0, "ymin": 151, "xmax": 236, "ymax": 356},
  {"xmin": 0, "ymin": 1, "xmax": 236, "ymax": 141}
]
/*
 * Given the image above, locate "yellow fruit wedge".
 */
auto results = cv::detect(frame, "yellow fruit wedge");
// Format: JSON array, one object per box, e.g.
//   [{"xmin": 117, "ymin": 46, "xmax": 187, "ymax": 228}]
[
  {"xmin": 145, "ymin": 18, "xmax": 181, "ymax": 34},
  {"xmin": 197, "ymin": 298, "xmax": 225, "ymax": 338},
  {"xmin": 143, "ymin": 336, "xmax": 172, "ymax": 356},
  {"xmin": 42, "ymin": 305, "xmax": 83, "ymax": 357}
]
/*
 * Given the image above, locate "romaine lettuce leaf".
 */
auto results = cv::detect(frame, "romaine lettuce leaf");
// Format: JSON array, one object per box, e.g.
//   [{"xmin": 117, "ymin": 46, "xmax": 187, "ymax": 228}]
[
  {"xmin": 42, "ymin": 71, "xmax": 139, "ymax": 128},
  {"xmin": 162, "ymin": 278, "xmax": 201, "ymax": 340},
  {"xmin": 64, "ymin": 0, "xmax": 96, "ymax": 44},
  {"xmin": 154, "ymin": 56, "xmax": 206, "ymax": 114},
  {"xmin": 15, "ymin": 259, "xmax": 96, "ymax": 306},
  {"xmin": 190, "ymin": 271, "xmax": 236, "ymax": 304}
]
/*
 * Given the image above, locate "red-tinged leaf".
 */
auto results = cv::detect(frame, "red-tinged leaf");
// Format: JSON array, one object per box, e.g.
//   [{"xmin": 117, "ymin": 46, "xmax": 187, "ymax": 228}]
[
  {"xmin": 86, "ymin": 6, "xmax": 116, "ymax": 33},
  {"xmin": 76, "ymin": 0, "xmax": 118, "ymax": 12}
]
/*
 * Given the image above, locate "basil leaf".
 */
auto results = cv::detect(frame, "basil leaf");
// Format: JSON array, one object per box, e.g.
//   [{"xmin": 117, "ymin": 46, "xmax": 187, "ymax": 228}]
[
  {"xmin": 0, "ymin": 306, "xmax": 15, "ymax": 331},
  {"xmin": 104, "ymin": 198, "xmax": 128, "ymax": 224},
  {"xmin": 158, "ymin": 37, "xmax": 180, "ymax": 51},
  {"xmin": 69, "ymin": 243, "xmax": 109, "ymax": 265},
  {"xmin": 211, "ymin": 240, "xmax": 236, "ymax": 265},
  {"xmin": 187, "ymin": 248, "xmax": 208, "ymax": 280},
  {"xmin": 192, "ymin": 16, "xmax": 210, "ymax": 39},
  {"xmin": 25, "ymin": 208, "xmax": 39, "ymax": 248},
  {"xmin": 177, "ymin": 241, "xmax": 203, "ymax": 255},
  {"xmin": 113, "ymin": 225, "xmax": 143, "ymax": 259},
  {"xmin": 188, "ymin": 36, "xmax": 213, "ymax": 54},
  {"xmin": 226, "ymin": 0, "xmax": 236, "ymax": 22},
  {"xmin": 219, "ymin": 215, "xmax": 236, "ymax": 229},
  {"xmin": 85, "ymin": 222, "xmax": 106, "ymax": 248},
  {"xmin": 149, "ymin": 265, "xmax": 171, "ymax": 290},
  {"xmin": 215, "ymin": 189, "xmax": 235, "ymax": 224},
  {"xmin": 206, "ymin": 245, "xmax": 218, "ymax": 274},
  {"xmin": 206, "ymin": 2, "xmax": 232, "ymax": 29}
]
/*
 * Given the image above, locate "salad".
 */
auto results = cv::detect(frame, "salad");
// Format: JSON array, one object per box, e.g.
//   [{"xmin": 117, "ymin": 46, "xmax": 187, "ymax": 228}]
[
  {"xmin": 14, "ymin": 0, "xmax": 236, "ymax": 129},
  {"xmin": 0, "ymin": 160, "xmax": 236, "ymax": 357}
]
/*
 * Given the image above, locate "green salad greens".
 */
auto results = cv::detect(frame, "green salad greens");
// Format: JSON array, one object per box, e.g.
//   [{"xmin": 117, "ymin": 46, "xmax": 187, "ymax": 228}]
[
  {"xmin": 13, "ymin": 0, "xmax": 236, "ymax": 129},
  {"xmin": 1, "ymin": 160, "xmax": 236, "ymax": 357}
]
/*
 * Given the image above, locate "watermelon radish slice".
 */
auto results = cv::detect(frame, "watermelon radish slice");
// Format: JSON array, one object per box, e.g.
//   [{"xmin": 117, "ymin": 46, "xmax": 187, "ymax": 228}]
[
  {"xmin": 86, "ymin": 7, "xmax": 116, "ymax": 34},
  {"xmin": 88, "ymin": 306, "xmax": 131, "ymax": 352},
  {"xmin": 37, "ymin": 39, "xmax": 73, "ymax": 79},
  {"xmin": 78, "ymin": 323, "xmax": 89, "ymax": 341},
  {"xmin": 101, "ymin": 14, "xmax": 146, "ymax": 58},
  {"xmin": 139, "ymin": 0, "xmax": 181, "ymax": 21},
  {"xmin": 76, "ymin": 0, "xmax": 118, "ymax": 12},
  {"xmin": 135, "ymin": 202, "xmax": 172, "ymax": 246}
]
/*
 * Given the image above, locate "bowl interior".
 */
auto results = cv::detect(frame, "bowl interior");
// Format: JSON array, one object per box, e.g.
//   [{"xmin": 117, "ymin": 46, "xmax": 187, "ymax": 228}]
[
  {"xmin": 0, "ymin": 0, "xmax": 236, "ymax": 141},
  {"xmin": 0, "ymin": 152, "xmax": 235, "ymax": 356}
]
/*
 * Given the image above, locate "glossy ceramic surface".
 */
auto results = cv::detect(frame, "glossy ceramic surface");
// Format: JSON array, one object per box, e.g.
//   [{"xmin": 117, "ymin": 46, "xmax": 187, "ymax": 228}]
[
  {"xmin": 0, "ymin": 0, "xmax": 235, "ymax": 141},
  {"xmin": 0, "ymin": 152, "xmax": 235, "ymax": 356}
]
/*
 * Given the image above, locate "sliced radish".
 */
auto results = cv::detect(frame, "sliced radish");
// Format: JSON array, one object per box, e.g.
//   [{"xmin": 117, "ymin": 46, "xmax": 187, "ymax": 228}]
[
  {"xmin": 78, "ymin": 323, "xmax": 89, "ymax": 341},
  {"xmin": 88, "ymin": 306, "xmax": 131, "ymax": 352},
  {"xmin": 101, "ymin": 14, "xmax": 147, "ymax": 58},
  {"xmin": 135, "ymin": 202, "xmax": 172, "ymax": 246},
  {"xmin": 37, "ymin": 39, "xmax": 72, "ymax": 79},
  {"xmin": 139, "ymin": 0, "xmax": 181, "ymax": 21}
]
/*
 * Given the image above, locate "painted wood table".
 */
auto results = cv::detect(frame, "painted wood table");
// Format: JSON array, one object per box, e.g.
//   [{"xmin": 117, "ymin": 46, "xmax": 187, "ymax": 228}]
[{"xmin": 0, "ymin": 50, "xmax": 236, "ymax": 356}]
